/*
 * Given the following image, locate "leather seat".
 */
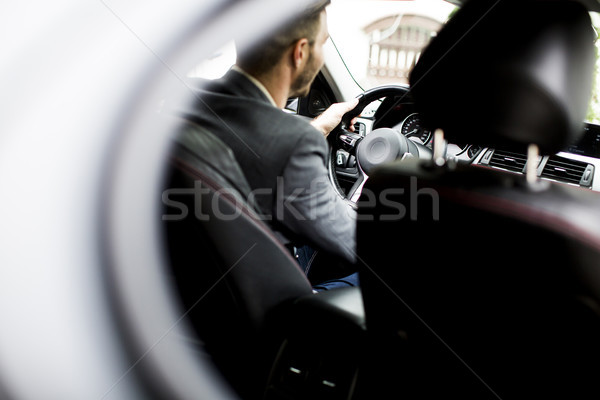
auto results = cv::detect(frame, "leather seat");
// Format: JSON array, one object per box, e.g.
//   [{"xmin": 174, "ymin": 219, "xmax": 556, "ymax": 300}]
[
  {"xmin": 162, "ymin": 118, "xmax": 367, "ymax": 400},
  {"xmin": 356, "ymin": 1, "xmax": 600, "ymax": 398},
  {"xmin": 162, "ymin": 119, "xmax": 314, "ymax": 398}
]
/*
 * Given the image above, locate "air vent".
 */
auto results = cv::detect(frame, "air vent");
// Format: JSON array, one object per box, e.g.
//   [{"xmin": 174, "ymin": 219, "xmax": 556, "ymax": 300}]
[
  {"xmin": 541, "ymin": 156, "xmax": 594, "ymax": 187},
  {"xmin": 487, "ymin": 149, "xmax": 527, "ymax": 173}
]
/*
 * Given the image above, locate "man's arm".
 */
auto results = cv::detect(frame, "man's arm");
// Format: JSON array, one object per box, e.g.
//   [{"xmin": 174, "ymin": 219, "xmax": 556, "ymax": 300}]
[{"xmin": 277, "ymin": 132, "xmax": 357, "ymax": 263}]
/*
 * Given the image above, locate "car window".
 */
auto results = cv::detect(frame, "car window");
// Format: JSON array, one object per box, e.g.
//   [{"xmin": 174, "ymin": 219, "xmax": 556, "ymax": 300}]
[
  {"xmin": 187, "ymin": 0, "xmax": 456, "ymax": 84},
  {"xmin": 327, "ymin": 0, "xmax": 456, "ymax": 91},
  {"xmin": 188, "ymin": 1, "xmax": 600, "ymax": 125}
]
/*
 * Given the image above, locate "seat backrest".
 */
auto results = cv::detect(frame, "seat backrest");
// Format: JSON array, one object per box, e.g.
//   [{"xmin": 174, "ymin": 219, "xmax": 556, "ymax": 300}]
[
  {"xmin": 357, "ymin": 1, "xmax": 600, "ymax": 398},
  {"xmin": 162, "ymin": 119, "xmax": 312, "ymax": 397},
  {"xmin": 358, "ymin": 159, "xmax": 600, "ymax": 398}
]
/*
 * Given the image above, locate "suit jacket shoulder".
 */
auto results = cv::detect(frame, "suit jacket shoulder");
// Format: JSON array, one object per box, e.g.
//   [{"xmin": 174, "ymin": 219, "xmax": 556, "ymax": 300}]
[{"xmin": 178, "ymin": 69, "xmax": 328, "ymax": 214}]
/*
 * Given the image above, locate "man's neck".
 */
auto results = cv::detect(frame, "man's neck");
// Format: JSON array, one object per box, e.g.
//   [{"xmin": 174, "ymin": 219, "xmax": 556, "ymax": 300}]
[
  {"xmin": 232, "ymin": 66, "xmax": 278, "ymax": 107},
  {"xmin": 234, "ymin": 65, "xmax": 290, "ymax": 109}
]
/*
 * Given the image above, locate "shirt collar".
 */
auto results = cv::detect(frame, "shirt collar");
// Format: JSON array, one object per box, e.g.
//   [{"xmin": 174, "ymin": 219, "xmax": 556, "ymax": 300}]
[{"xmin": 231, "ymin": 65, "xmax": 277, "ymax": 107}]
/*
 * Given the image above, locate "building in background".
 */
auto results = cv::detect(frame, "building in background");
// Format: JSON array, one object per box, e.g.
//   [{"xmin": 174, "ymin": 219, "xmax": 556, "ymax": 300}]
[
  {"xmin": 365, "ymin": 14, "xmax": 442, "ymax": 86},
  {"xmin": 326, "ymin": 0, "xmax": 456, "ymax": 91}
]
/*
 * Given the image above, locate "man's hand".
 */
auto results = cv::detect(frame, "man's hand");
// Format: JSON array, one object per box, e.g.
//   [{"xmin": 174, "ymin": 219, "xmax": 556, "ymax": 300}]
[{"xmin": 311, "ymin": 98, "xmax": 359, "ymax": 137}]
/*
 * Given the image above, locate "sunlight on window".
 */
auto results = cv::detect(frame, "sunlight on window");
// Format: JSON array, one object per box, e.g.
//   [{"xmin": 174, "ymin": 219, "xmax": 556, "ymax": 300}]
[{"xmin": 328, "ymin": 0, "xmax": 456, "ymax": 89}]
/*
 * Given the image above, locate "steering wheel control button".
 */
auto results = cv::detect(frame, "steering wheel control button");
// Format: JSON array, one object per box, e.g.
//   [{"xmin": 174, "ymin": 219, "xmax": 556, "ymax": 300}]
[
  {"xmin": 340, "ymin": 133, "xmax": 359, "ymax": 145},
  {"xmin": 338, "ymin": 132, "xmax": 363, "ymax": 153},
  {"xmin": 336, "ymin": 151, "xmax": 349, "ymax": 168}
]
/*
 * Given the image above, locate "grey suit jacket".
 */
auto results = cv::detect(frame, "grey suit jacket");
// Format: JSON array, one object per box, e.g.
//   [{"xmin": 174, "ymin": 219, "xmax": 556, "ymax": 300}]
[{"xmin": 179, "ymin": 69, "xmax": 356, "ymax": 263}]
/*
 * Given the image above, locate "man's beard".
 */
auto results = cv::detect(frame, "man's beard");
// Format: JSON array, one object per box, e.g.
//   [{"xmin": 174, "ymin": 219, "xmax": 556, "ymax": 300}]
[{"xmin": 290, "ymin": 54, "xmax": 319, "ymax": 98}]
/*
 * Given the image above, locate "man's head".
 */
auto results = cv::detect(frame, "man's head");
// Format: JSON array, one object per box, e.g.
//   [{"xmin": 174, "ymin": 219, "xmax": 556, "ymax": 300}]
[{"xmin": 237, "ymin": 1, "xmax": 330, "ymax": 97}]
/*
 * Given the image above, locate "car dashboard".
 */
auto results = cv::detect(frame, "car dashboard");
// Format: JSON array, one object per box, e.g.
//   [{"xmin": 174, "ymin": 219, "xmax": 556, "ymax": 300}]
[
  {"xmin": 338, "ymin": 101, "xmax": 600, "ymax": 194},
  {"xmin": 471, "ymin": 123, "xmax": 600, "ymax": 191}
]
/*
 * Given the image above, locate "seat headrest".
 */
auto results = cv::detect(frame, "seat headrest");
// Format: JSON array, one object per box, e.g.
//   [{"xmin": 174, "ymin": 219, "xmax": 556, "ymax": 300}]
[{"xmin": 410, "ymin": 0, "xmax": 595, "ymax": 154}]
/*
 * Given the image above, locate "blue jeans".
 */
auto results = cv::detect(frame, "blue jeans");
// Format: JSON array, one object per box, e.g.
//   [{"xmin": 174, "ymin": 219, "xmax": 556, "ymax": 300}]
[{"xmin": 295, "ymin": 245, "xmax": 359, "ymax": 292}]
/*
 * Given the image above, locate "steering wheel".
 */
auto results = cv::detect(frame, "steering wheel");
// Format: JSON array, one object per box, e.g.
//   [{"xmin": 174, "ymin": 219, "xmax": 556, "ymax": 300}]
[{"xmin": 328, "ymin": 85, "xmax": 432, "ymax": 201}]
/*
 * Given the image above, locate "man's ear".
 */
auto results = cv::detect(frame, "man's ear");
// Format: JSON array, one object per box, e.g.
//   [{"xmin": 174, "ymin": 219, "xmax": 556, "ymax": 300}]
[{"xmin": 292, "ymin": 38, "xmax": 310, "ymax": 69}]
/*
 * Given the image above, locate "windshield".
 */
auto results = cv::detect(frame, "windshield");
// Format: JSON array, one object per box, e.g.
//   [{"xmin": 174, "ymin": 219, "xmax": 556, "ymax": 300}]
[
  {"xmin": 327, "ymin": 0, "xmax": 456, "ymax": 91},
  {"xmin": 189, "ymin": 1, "xmax": 600, "ymax": 124}
]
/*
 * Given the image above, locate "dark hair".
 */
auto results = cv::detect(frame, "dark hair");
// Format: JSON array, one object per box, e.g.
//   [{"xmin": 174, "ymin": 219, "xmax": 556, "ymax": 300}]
[{"xmin": 237, "ymin": 0, "xmax": 330, "ymax": 76}]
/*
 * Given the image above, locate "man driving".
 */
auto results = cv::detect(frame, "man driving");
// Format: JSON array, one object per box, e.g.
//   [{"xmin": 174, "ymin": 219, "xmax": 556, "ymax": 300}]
[{"xmin": 180, "ymin": 0, "xmax": 358, "ymax": 288}]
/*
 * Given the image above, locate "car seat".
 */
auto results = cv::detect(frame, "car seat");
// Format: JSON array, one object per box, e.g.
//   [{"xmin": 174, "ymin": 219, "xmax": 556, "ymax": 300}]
[
  {"xmin": 163, "ymin": 118, "xmax": 313, "ymax": 397},
  {"xmin": 162, "ymin": 118, "xmax": 365, "ymax": 400},
  {"xmin": 356, "ymin": 0, "xmax": 600, "ymax": 398}
]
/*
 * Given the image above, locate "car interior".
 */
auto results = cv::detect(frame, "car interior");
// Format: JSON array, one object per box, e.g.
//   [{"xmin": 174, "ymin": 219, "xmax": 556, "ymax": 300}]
[{"xmin": 161, "ymin": 0, "xmax": 600, "ymax": 399}]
